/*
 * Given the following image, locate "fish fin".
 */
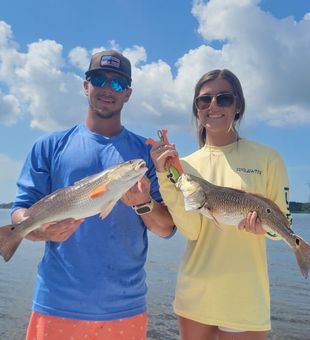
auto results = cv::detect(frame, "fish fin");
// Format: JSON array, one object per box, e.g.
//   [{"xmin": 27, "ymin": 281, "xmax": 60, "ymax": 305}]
[
  {"xmin": 208, "ymin": 211, "xmax": 224, "ymax": 231},
  {"xmin": 263, "ymin": 225, "xmax": 282, "ymax": 240},
  {"xmin": 99, "ymin": 200, "xmax": 116, "ymax": 219},
  {"xmin": 145, "ymin": 138, "xmax": 156, "ymax": 145},
  {"xmin": 0, "ymin": 224, "xmax": 23, "ymax": 262},
  {"xmin": 294, "ymin": 237, "xmax": 310, "ymax": 279},
  {"xmin": 90, "ymin": 185, "xmax": 107, "ymax": 199}
]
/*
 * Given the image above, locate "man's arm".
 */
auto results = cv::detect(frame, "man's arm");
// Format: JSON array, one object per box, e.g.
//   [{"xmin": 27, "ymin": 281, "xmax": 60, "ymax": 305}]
[
  {"xmin": 139, "ymin": 201, "xmax": 175, "ymax": 237},
  {"xmin": 121, "ymin": 177, "xmax": 175, "ymax": 237}
]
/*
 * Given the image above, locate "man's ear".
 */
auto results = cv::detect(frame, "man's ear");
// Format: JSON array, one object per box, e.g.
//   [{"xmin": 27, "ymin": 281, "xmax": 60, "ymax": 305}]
[
  {"xmin": 123, "ymin": 88, "xmax": 132, "ymax": 103},
  {"xmin": 83, "ymin": 80, "xmax": 89, "ymax": 96}
]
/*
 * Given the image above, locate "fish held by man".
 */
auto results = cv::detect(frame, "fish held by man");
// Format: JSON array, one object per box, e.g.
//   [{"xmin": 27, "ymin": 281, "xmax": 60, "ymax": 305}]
[
  {"xmin": 177, "ymin": 173, "xmax": 310, "ymax": 279},
  {"xmin": 0, "ymin": 159, "xmax": 147, "ymax": 262}
]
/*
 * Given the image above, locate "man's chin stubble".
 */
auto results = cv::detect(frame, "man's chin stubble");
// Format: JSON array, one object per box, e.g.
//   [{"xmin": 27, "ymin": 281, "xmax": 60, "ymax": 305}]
[
  {"xmin": 91, "ymin": 105, "xmax": 120, "ymax": 120},
  {"xmin": 95, "ymin": 111, "xmax": 117, "ymax": 120}
]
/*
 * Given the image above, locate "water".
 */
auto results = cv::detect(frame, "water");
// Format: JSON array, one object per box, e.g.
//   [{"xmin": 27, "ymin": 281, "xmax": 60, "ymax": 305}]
[{"xmin": 0, "ymin": 210, "xmax": 309, "ymax": 340}]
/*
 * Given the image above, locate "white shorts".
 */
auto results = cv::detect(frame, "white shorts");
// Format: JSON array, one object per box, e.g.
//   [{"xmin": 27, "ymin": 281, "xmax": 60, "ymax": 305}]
[{"xmin": 219, "ymin": 326, "xmax": 245, "ymax": 333}]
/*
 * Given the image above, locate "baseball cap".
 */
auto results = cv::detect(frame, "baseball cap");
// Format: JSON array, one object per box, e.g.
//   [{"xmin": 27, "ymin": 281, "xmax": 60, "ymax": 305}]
[{"xmin": 85, "ymin": 50, "xmax": 132, "ymax": 86}]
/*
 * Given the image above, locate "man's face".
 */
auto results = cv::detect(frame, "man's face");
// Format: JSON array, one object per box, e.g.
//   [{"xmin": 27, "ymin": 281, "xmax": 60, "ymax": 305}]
[{"xmin": 84, "ymin": 71, "xmax": 132, "ymax": 119}]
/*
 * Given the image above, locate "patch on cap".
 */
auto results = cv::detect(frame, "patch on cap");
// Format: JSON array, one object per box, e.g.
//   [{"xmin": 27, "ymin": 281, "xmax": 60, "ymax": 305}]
[{"xmin": 100, "ymin": 55, "xmax": 120, "ymax": 69}]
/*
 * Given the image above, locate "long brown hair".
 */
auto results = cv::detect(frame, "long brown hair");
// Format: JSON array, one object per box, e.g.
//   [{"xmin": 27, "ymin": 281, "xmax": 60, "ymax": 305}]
[{"xmin": 192, "ymin": 69, "xmax": 245, "ymax": 147}]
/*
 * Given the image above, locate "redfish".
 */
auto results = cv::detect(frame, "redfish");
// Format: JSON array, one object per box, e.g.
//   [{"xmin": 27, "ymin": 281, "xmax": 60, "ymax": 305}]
[
  {"xmin": 177, "ymin": 173, "xmax": 310, "ymax": 279},
  {"xmin": 0, "ymin": 159, "xmax": 147, "ymax": 262}
]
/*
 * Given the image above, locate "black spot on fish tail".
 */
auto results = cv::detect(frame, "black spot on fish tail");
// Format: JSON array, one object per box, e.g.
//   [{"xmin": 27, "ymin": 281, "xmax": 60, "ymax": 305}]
[
  {"xmin": 0, "ymin": 224, "xmax": 23, "ymax": 262},
  {"xmin": 294, "ymin": 236, "xmax": 310, "ymax": 279}
]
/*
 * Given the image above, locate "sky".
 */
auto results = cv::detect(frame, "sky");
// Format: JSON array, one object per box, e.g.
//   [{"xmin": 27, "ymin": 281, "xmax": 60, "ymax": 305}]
[{"xmin": 0, "ymin": 0, "xmax": 310, "ymax": 203}]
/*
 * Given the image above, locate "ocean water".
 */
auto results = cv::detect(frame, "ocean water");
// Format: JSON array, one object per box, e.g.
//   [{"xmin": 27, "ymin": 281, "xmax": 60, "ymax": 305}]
[{"xmin": 0, "ymin": 210, "xmax": 309, "ymax": 340}]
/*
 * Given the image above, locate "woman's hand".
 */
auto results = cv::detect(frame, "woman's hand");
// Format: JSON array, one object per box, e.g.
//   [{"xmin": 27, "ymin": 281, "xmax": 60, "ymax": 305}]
[
  {"xmin": 150, "ymin": 141, "xmax": 179, "ymax": 172},
  {"xmin": 238, "ymin": 211, "xmax": 266, "ymax": 235}
]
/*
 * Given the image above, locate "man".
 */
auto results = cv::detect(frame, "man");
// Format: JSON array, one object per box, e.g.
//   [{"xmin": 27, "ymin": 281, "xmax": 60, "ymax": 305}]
[{"xmin": 11, "ymin": 50, "xmax": 175, "ymax": 340}]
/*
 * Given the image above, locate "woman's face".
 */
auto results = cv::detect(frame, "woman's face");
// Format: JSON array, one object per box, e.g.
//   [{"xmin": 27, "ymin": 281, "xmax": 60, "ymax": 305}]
[{"xmin": 196, "ymin": 78, "xmax": 238, "ymax": 144}]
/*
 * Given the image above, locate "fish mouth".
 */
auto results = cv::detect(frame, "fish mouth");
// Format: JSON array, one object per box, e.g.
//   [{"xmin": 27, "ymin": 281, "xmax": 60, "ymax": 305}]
[
  {"xmin": 132, "ymin": 159, "xmax": 147, "ymax": 171},
  {"xmin": 127, "ymin": 159, "xmax": 147, "ymax": 182},
  {"xmin": 113, "ymin": 159, "xmax": 147, "ymax": 176}
]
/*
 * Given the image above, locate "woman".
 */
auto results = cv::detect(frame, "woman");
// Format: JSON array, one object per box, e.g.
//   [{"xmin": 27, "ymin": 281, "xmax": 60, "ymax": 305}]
[{"xmin": 151, "ymin": 69, "xmax": 291, "ymax": 340}]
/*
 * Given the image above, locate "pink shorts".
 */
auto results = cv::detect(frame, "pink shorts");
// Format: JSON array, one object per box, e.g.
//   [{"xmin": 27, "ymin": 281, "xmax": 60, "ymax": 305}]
[{"xmin": 26, "ymin": 311, "xmax": 148, "ymax": 340}]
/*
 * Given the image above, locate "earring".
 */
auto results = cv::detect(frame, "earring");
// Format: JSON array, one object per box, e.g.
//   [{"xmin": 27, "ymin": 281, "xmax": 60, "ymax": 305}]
[{"xmin": 235, "ymin": 112, "xmax": 240, "ymax": 120}]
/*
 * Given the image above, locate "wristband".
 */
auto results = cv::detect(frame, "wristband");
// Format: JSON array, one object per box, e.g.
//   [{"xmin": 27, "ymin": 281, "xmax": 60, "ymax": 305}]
[{"xmin": 132, "ymin": 199, "xmax": 154, "ymax": 215}]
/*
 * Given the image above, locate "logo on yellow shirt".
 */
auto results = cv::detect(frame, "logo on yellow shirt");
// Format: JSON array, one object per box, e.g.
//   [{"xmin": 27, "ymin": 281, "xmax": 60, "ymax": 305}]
[{"xmin": 236, "ymin": 167, "xmax": 262, "ymax": 175}]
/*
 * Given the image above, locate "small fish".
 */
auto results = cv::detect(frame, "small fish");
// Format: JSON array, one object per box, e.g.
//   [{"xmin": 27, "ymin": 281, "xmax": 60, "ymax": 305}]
[
  {"xmin": 0, "ymin": 159, "xmax": 147, "ymax": 262},
  {"xmin": 177, "ymin": 173, "xmax": 310, "ymax": 279}
]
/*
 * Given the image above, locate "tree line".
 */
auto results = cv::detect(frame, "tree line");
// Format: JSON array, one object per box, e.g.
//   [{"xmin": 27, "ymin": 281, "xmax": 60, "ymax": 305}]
[{"xmin": 289, "ymin": 202, "xmax": 310, "ymax": 214}]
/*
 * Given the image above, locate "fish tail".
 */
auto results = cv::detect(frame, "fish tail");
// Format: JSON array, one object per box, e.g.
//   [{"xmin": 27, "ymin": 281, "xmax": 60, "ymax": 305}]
[
  {"xmin": 294, "ymin": 237, "xmax": 310, "ymax": 279},
  {"xmin": 0, "ymin": 224, "xmax": 23, "ymax": 262}
]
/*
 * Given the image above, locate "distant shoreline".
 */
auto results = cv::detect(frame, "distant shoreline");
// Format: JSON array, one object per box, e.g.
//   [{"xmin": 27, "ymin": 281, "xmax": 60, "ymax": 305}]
[
  {"xmin": 289, "ymin": 201, "xmax": 310, "ymax": 214},
  {"xmin": 0, "ymin": 203, "xmax": 13, "ymax": 209}
]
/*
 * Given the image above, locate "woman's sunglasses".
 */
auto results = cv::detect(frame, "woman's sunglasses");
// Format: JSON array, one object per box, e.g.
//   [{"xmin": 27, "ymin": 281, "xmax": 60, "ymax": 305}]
[
  {"xmin": 88, "ymin": 75, "xmax": 129, "ymax": 92},
  {"xmin": 195, "ymin": 92, "xmax": 236, "ymax": 110}
]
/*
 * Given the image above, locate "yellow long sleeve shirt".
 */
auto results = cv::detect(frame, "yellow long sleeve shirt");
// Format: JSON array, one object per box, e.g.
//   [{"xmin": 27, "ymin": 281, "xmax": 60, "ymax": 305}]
[{"xmin": 157, "ymin": 139, "xmax": 290, "ymax": 331}]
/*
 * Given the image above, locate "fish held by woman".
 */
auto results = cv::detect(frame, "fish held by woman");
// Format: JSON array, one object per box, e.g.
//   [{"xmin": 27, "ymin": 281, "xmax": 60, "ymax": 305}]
[{"xmin": 177, "ymin": 173, "xmax": 310, "ymax": 279}]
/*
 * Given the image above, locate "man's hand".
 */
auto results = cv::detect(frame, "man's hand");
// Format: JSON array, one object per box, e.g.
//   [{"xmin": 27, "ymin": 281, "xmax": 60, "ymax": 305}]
[
  {"xmin": 12, "ymin": 208, "xmax": 84, "ymax": 242},
  {"xmin": 26, "ymin": 218, "xmax": 84, "ymax": 242},
  {"xmin": 121, "ymin": 176, "xmax": 152, "ymax": 206}
]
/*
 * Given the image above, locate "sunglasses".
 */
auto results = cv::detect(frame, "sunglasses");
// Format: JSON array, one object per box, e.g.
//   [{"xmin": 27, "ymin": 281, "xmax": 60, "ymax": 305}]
[
  {"xmin": 88, "ymin": 75, "xmax": 129, "ymax": 92},
  {"xmin": 195, "ymin": 92, "xmax": 236, "ymax": 110}
]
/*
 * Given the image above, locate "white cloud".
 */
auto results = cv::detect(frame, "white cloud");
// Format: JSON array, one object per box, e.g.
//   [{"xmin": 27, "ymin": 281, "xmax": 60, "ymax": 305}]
[
  {"xmin": 68, "ymin": 46, "xmax": 89, "ymax": 72},
  {"xmin": 304, "ymin": 13, "xmax": 310, "ymax": 21},
  {"xmin": 0, "ymin": 1, "xmax": 310, "ymax": 132},
  {"xmin": 0, "ymin": 25, "xmax": 86, "ymax": 131},
  {"xmin": 0, "ymin": 22, "xmax": 24, "ymax": 81},
  {"xmin": 191, "ymin": 0, "xmax": 310, "ymax": 126},
  {"xmin": 0, "ymin": 91, "xmax": 21, "ymax": 125},
  {"xmin": 123, "ymin": 45, "xmax": 147, "ymax": 67}
]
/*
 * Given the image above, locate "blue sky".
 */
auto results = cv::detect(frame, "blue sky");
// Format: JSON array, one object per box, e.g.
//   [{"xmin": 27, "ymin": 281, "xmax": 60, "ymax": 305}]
[{"xmin": 0, "ymin": 0, "xmax": 310, "ymax": 203}]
